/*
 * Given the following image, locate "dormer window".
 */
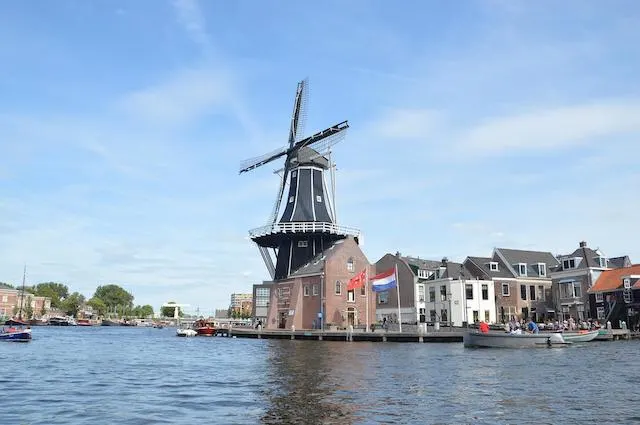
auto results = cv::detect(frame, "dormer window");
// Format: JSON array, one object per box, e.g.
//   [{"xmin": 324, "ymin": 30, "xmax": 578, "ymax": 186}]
[
  {"xmin": 563, "ymin": 258, "xmax": 576, "ymax": 270},
  {"xmin": 288, "ymin": 196, "xmax": 294, "ymax": 203},
  {"xmin": 316, "ymin": 196, "xmax": 322, "ymax": 203},
  {"xmin": 347, "ymin": 258, "xmax": 354, "ymax": 272},
  {"xmin": 518, "ymin": 263, "xmax": 527, "ymax": 277},
  {"xmin": 292, "ymin": 171, "xmax": 297, "ymax": 178},
  {"xmin": 418, "ymin": 269, "xmax": 429, "ymax": 279},
  {"xmin": 537, "ymin": 263, "xmax": 546, "ymax": 277},
  {"xmin": 489, "ymin": 262, "xmax": 499, "ymax": 271},
  {"xmin": 598, "ymin": 257, "xmax": 607, "ymax": 268}
]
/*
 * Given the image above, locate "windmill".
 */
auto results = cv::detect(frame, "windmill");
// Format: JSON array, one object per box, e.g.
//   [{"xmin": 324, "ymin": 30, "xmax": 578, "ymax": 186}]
[{"xmin": 240, "ymin": 80, "xmax": 360, "ymax": 280}]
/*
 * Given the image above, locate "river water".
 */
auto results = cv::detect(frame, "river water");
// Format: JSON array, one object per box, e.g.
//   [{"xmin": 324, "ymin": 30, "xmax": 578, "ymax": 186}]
[{"xmin": 1, "ymin": 327, "xmax": 638, "ymax": 424}]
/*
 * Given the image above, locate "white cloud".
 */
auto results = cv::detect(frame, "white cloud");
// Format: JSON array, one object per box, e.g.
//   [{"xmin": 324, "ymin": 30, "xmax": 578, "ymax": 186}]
[
  {"xmin": 459, "ymin": 100, "xmax": 640, "ymax": 154},
  {"xmin": 172, "ymin": 0, "xmax": 210, "ymax": 50}
]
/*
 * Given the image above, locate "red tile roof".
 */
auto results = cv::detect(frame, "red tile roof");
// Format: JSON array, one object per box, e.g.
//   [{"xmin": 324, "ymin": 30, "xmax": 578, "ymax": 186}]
[{"xmin": 589, "ymin": 265, "xmax": 640, "ymax": 293}]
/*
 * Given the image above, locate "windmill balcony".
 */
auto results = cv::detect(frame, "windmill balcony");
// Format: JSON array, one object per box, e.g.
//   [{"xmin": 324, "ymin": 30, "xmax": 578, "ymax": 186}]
[{"xmin": 249, "ymin": 221, "xmax": 360, "ymax": 242}]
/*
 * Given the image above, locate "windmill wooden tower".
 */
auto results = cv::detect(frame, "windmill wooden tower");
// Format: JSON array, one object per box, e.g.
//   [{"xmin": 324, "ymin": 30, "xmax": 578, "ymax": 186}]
[{"xmin": 240, "ymin": 80, "xmax": 360, "ymax": 281}]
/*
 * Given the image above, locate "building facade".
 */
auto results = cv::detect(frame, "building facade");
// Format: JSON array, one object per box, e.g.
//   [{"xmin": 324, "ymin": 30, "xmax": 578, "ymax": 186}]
[
  {"xmin": 551, "ymin": 241, "xmax": 631, "ymax": 321},
  {"xmin": 465, "ymin": 248, "xmax": 558, "ymax": 323},
  {"xmin": 588, "ymin": 264, "xmax": 640, "ymax": 329},
  {"xmin": 251, "ymin": 282, "xmax": 273, "ymax": 324},
  {"xmin": 0, "ymin": 288, "xmax": 51, "ymax": 319},
  {"xmin": 264, "ymin": 237, "xmax": 376, "ymax": 330},
  {"xmin": 230, "ymin": 293, "xmax": 253, "ymax": 316}
]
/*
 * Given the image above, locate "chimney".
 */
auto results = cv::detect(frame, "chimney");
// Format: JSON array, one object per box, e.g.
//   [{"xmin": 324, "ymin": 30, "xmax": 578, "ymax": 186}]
[
  {"xmin": 441, "ymin": 257, "xmax": 448, "ymax": 266},
  {"xmin": 579, "ymin": 241, "xmax": 587, "ymax": 248},
  {"xmin": 395, "ymin": 251, "xmax": 401, "ymax": 258}
]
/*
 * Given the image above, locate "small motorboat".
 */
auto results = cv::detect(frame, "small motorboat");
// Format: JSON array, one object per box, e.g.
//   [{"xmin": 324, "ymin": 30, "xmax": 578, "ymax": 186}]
[
  {"xmin": 558, "ymin": 329, "xmax": 599, "ymax": 343},
  {"xmin": 176, "ymin": 327, "xmax": 197, "ymax": 337},
  {"xmin": 1, "ymin": 326, "xmax": 32, "ymax": 342},
  {"xmin": 76, "ymin": 319, "xmax": 93, "ymax": 327},
  {"xmin": 464, "ymin": 330, "xmax": 569, "ymax": 348},
  {"xmin": 194, "ymin": 319, "xmax": 217, "ymax": 336}
]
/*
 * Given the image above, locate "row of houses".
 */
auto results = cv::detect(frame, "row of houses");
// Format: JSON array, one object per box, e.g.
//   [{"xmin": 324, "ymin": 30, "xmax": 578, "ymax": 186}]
[
  {"xmin": 252, "ymin": 239, "xmax": 638, "ymax": 331},
  {"xmin": 0, "ymin": 287, "xmax": 51, "ymax": 319}
]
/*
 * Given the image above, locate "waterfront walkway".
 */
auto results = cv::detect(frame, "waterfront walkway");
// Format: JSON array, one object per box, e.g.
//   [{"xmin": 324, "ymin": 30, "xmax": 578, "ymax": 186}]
[{"xmin": 220, "ymin": 327, "xmax": 465, "ymax": 342}]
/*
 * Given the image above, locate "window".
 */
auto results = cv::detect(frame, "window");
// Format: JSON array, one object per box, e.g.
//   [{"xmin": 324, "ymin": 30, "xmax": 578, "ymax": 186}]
[
  {"xmin": 573, "ymin": 283, "xmax": 582, "ymax": 298},
  {"xmin": 537, "ymin": 285, "xmax": 544, "ymax": 301},
  {"xmin": 256, "ymin": 288, "xmax": 270, "ymax": 297},
  {"xmin": 1, "ymin": 295, "xmax": 7, "ymax": 302},
  {"xmin": 598, "ymin": 257, "xmax": 607, "ymax": 268},
  {"xmin": 255, "ymin": 298, "xmax": 268, "ymax": 307},
  {"xmin": 335, "ymin": 281, "xmax": 342, "ymax": 295},
  {"xmin": 347, "ymin": 258, "xmax": 354, "ymax": 272},
  {"xmin": 520, "ymin": 285, "xmax": 527, "ymax": 300},
  {"xmin": 316, "ymin": 195, "xmax": 322, "ymax": 202},
  {"xmin": 490, "ymin": 262, "xmax": 499, "ymax": 271},
  {"xmin": 418, "ymin": 269, "xmax": 429, "ymax": 279},
  {"xmin": 292, "ymin": 171, "xmax": 297, "ymax": 178},
  {"xmin": 595, "ymin": 292, "xmax": 603, "ymax": 302},
  {"xmin": 288, "ymin": 196, "xmax": 294, "ymax": 203},
  {"xmin": 298, "ymin": 240, "xmax": 308, "ymax": 248},
  {"xmin": 484, "ymin": 310, "xmax": 490, "ymax": 322},
  {"xmin": 429, "ymin": 287, "xmax": 435, "ymax": 302},
  {"xmin": 538, "ymin": 263, "xmax": 546, "ymax": 277},
  {"xmin": 518, "ymin": 263, "xmax": 527, "ymax": 277},
  {"xmin": 482, "ymin": 284, "xmax": 488, "ymax": 300},
  {"xmin": 303, "ymin": 285, "xmax": 310, "ymax": 296},
  {"xmin": 378, "ymin": 291, "xmax": 389, "ymax": 304},
  {"xmin": 418, "ymin": 285, "xmax": 425, "ymax": 302},
  {"xmin": 440, "ymin": 285, "xmax": 447, "ymax": 301},
  {"xmin": 441, "ymin": 309, "xmax": 448, "ymax": 322},
  {"xmin": 502, "ymin": 283, "xmax": 510, "ymax": 296},
  {"xmin": 360, "ymin": 284, "xmax": 365, "ymax": 296},
  {"xmin": 529, "ymin": 285, "xmax": 536, "ymax": 301},
  {"xmin": 465, "ymin": 284, "xmax": 473, "ymax": 300},
  {"xmin": 472, "ymin": 310, "xmax": 479, "ymax": 323},
  {"xmin": 347, "ymin": 290, "xmax": 355, "ymax": 302},
  {"xmin": 430, "ymin": 310, "xmax": 437, "ymax": 322},
  {"xmin": 596, "ymin": 307, "xmax": 605, "ymax": 320},
  {"xmin": 563, "ymin": 258, "xmax": 576, "ymax": 269}
]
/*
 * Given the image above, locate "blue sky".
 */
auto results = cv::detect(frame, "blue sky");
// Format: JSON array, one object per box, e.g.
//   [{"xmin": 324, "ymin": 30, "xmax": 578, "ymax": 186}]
[{"xmin": 1, "ymin": 0, "xmax": 639, "ymax": 313}]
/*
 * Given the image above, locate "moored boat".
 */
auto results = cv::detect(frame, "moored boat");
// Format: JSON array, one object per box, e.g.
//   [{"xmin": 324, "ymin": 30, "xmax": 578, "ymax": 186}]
[
  {"xmin": 194, "ymin": 319, "xmax": 217, "ymax": 336},
  {"xmin": 48, "ymin": 316, "xmax": 71, "ymax": 326},
  {"xmin": 558, "ymin": 329, "xmax": 599, "ymax": 343},
  {"xmin": 464, "ymin": 330, "xmax": 569, "ymax": 348},
  {"xmin": 76, "ymin": 319, "xmax": 93, "ymax": 326},
  {"xmin": 5, "ymin": 318, "xmax": 29, "ymax": 327},
  {"xmin": 0, "ymin": 326, "xmax": 32, "ymax": 342},
  {"xmin": 176, "ymin": 328, "xmax": 197, "ymax": 337},
  {"xmin": 101, "ymin": 319, "xmax": 121, "ymax": 326}
]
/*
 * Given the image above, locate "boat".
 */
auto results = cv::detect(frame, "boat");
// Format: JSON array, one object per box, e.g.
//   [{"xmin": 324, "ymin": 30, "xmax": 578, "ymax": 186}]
[
  {"xmin": 101, "ymin": 318, "xmax": 121, "ymax": 326},
  {"xmin": 29, "ymin": 318, "xmax": 49, "ymax": 326},
  {"xmin": 48, "ymin": 316, "xmax": 71, "ymax": 326},
  {"xmin": 194, "ymin": 318, "xmax": 217, "ymax": 336},
  {"xmin": 76, "ymin": 319, "xmax": 93, "ymax": 326},
  {"xmin": 558, "ymin": 329, "xmax": 599, "ymax": 343},
  {"xmin": 2, "ymin": 266, "xmax": 32, "ymax": 342},
  {"xmin": 176, "ymin": 327, "xmax": 197, "ymax": 337},
  {"xmin": 0, "ymin": 326, "xmax": 32, "ymax": 342},
  {"xmin": 464, "ymin": 330, "xmax": 569, "ymax": 348}
]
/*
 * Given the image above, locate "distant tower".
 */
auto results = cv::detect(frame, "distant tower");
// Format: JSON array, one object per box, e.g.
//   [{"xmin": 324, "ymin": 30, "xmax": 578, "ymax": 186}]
[{"xmin": 239, "ymin": 80, "xmax": 359, "ymax": 280}]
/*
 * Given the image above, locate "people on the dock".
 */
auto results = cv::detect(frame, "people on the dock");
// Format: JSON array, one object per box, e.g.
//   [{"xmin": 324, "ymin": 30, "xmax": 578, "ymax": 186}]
[
  {"xmin": 479, "ymin": 321, "xmax": 489, "ymax": 333},
  {"xmin": 526, "ymin": 318, "xmax": 539, "ymax": 334}
]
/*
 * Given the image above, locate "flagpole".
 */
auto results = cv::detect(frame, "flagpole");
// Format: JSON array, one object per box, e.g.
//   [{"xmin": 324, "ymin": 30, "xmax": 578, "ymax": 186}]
[
  {"xmin": 395, "ymin": 264, "xmax": 402, "ymax": 333},
  {"xmin": 365, "ymin": 267, "xmax": 369, "ymax": 332}
]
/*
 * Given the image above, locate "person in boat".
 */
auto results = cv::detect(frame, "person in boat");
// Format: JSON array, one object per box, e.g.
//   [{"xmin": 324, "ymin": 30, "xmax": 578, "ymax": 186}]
[
  {"xmin": 479, "ymin": 321, "xmax": 489, "ymax": 333},
  {"xmin": 526, "ymin": 318, "xmax": 539, "ymax": 334}
]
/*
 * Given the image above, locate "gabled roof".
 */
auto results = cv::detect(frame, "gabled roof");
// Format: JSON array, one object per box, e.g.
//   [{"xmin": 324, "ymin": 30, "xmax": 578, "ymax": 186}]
[
  {"xmin": 588, "ymin": 265, "xmax": 640, "ymax": 293},
  {"xmin": 494, "ymin": 248, "xmax": 559, "ymax": 277},
  {"xmin": 402, "ymin": 256, "xmax": 441, "ymax": 275},
  {"xmin": 465, "ymin": 256, "xmax": 514, "ymax": 279},
  {"xmin": 608, "ymin": 256, "xmax": 632, "ymax": 269},
  {"xmin": 555, "ymin": 242, "xmax": 610, "ymax": 270},
  {"xmin": 427, "ymin": 260, "xmax": 477, "ymax": 281},
  {"xmin": 288, "ymin": 240, "xmax": 343, "ymax": 277}
]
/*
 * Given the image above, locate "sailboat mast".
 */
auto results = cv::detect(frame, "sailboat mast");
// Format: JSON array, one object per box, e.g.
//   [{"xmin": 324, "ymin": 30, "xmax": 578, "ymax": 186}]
[{"xmin": 18, "ymin": 264, "xmax": 26, "ymax": 320}]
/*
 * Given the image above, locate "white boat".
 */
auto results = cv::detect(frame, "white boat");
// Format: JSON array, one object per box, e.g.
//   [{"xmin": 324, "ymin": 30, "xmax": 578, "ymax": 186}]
[
  {"xmin": 557, "ymin": 330, "xmax": 599, "ymax": 343},
  {"xmin": 464, "ymin": 330, "xmax": 569, "ymax": 348},
  {"xmin": 176, "ymin": 328, "xmax": 197, "ymax": 337}
]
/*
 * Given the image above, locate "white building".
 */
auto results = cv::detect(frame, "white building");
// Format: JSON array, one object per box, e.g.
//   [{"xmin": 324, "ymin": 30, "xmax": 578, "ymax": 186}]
[{"xmin": 420, "ymin": 259, "xmax": 496, "ymax": 326}]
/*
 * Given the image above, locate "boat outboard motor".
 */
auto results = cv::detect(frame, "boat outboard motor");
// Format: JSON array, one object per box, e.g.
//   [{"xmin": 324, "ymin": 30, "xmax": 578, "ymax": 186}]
[{"xmin": 547, "ymin": 333, "xmax": 565, "ymax": 346}]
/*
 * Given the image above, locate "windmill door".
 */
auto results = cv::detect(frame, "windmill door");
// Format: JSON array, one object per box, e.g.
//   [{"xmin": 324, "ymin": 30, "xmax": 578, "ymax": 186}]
[{"xmin": 278, "ymin": 312, "xmax": 287, "ymax": 329}]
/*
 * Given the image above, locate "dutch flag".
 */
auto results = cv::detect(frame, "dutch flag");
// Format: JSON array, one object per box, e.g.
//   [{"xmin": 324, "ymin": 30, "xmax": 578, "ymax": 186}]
[{"xmin": 371, "ymin": 268, "xmax": 397, "ymax": 292}]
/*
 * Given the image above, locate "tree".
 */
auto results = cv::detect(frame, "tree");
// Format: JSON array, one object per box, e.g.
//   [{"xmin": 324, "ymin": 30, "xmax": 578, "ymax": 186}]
[
  {"xmin": 32, "ymin": 282, "xmax": 69, "ymax": 308},
  {"xmin": 134, "ymin": 305, "xmax": 154, "ymax": 318},
  {"xmin": 24, "ymin": 303, "xmax": 34, "ymax": 320},
  {"xmin": 40, "ymin": 302, "xmax": 47, "ymax": 318},
  {"xmin": 87, "ymin": 297, "xmax": 107, "ymax": 317},
  {"xmin": 61, "ymin": 292, "xmax": 85, "ymax": 317},
  {"xmin": 0, "ymin": 282, "xmax": 13, "ymax": 289},
  {"xmin": 93, "ymin": 284, "xmax": 134, "ymax": 310},
  {"xmin": 161, "ymin": 302, "xmax": 182, "ymax": 318}
]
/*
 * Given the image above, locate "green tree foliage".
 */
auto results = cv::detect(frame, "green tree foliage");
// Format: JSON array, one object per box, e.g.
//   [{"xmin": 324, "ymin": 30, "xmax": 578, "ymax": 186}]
[
  {"xmin": 161, "ymin": 302, "xmax": 182, "ymax": 318},
  {"xmin": 93, "ymin": 284, "xmax": 134, "ymax": 310},
  {"xmin": 133, "ymin": 304, "xmax": 154, "ymax": 318},
  {"xmin": 87, "ymin": 297, "xmax": 107, "ymax": 316},
  {"xmin": 24, "ymin": 303, "xmax": 34, "ymax": 320},
  {"xmin": 0, "ymin": 282, "xmax": 14, "ymax": 289},
  {"xmin": 61, "ymin": 292, "xmax": 86, "ymax": 317},
  {"xmin": 31, "ymin": 282, "xmax": 69, "ymax": 308}
]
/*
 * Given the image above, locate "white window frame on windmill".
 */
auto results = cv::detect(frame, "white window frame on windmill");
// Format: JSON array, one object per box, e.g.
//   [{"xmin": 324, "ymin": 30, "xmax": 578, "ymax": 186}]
[
  {"xmin": 316, "ymin": 195, "xmax": 322, "ymax": 203},
  {"xmin": 288, "ymin": 196, "xmax": 294, "ymax": 204},
  {"xmin": 298, "ymin": 240, "xmax": 308, "ymax": 248},
  {"xmin": 303, "ymin": 285, "xmax": 310, "ymax": 297}
]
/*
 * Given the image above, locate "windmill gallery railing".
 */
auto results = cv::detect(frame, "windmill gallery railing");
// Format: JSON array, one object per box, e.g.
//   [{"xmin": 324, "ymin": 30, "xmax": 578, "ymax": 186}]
[{"xmin": 249, "ymin": 222, "xmax": 360, "ymax": 239}]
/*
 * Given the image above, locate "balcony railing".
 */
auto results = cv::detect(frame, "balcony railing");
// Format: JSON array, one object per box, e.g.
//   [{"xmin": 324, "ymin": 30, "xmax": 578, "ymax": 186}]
[{"xmin": 249, "ymin": 221, "xmax": 360, "ymax": 239}]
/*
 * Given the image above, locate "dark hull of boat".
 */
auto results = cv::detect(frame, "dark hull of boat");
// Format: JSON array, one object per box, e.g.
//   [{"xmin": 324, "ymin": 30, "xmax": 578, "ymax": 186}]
[
  {"xmin": 101, "ymin": 320, "xmax": 120, "ymax": 326},
  {"xmin": 5, "ymin": 319, "xmax": 29, "ymax": 326},
  {"xmin": 0, "ymin": 330, "xmax": 32, "ymax": 342},
  {"xmin": 48, "ymin": 321, "xmax": 70, "ymax": 326}
]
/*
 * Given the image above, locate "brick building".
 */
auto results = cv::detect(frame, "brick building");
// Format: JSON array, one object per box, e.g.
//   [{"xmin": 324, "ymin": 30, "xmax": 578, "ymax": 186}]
[
  {"xmin": 264, "ymin": 237, "xmax": 376, "ymax": 330},
  {"xmin": 0, "ymin": 287, "xmax": 51, "ymax": 319}
]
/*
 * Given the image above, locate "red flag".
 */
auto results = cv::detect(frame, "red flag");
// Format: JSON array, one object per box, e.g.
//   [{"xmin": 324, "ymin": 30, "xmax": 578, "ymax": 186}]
[{"xmin": 347, "ymin": 269, "xmax": 367, "ymax": 290}]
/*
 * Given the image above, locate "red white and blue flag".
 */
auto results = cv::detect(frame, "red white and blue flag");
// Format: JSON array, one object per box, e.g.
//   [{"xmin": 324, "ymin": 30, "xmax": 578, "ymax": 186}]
[{"xmin": 371, "ymin": 268, "xmax": 397, "ymax": 292}]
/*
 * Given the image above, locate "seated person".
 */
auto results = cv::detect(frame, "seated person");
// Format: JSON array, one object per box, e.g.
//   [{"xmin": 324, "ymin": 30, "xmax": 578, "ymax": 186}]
[
  {"xmin": 526, "ymin": 319, "xmax": 539, "ymax": 334},
  {"xmin": 479, "ymin": 321, "xmax": 489, "ymax": 333}
]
